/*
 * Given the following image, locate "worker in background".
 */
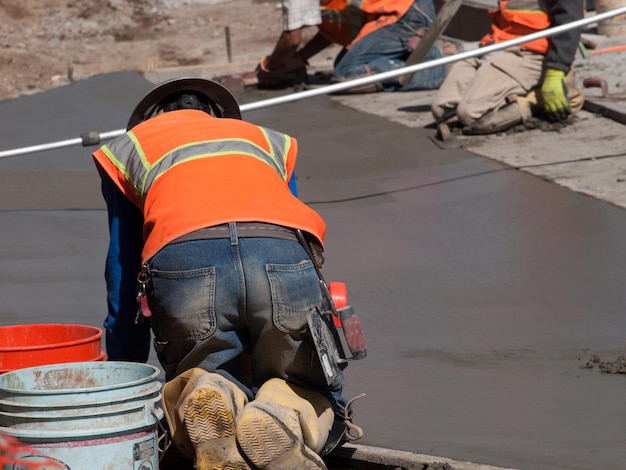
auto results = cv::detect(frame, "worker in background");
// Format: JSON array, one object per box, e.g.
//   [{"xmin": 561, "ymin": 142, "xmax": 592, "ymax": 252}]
[
  {"xmin": 256, "ymin": 0, "xmax": 322, "ymax": 87},
  {"xmin": 92, "ymin": 78, "xmax": 361, "ymax": 470},
  {"xmin": 257, "ymin": 0, "xmax": 454, "ymax": 92},
  {"xmin": 431, "ymin": 0, "xmax": 585, "ymax": 137}
]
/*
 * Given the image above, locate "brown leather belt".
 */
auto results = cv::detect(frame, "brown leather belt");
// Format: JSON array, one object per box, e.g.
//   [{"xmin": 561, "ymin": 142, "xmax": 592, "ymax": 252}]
[{"xmin": 171, "ymin": 222, "xmax": 299, "ymax": 243}]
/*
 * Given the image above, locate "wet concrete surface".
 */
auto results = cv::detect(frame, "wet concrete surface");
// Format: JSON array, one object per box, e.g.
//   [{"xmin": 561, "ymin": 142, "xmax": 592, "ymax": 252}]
[{"xmin": 2, "ymin": 72, "xmax": 626, "ymax": 469}]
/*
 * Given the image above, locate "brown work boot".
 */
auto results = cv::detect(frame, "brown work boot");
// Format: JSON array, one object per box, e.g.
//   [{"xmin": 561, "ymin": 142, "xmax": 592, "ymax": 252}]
[
  {"xmin": 182, "ymin": 373, "xmax": 251, "ymax": 470},
  {"xmin": 236, "ymin": 400, "xmax": 328, "ymax": 469}
]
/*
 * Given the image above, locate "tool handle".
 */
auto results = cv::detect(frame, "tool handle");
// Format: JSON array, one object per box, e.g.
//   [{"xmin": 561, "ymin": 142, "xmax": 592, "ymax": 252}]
[
  {"xmin": 582, "ymin": 77, "xmax": 608, "ymax": 97},
  {"xmin": 329, "ymin": 282, "xmax": 347, "ymax": 328}
]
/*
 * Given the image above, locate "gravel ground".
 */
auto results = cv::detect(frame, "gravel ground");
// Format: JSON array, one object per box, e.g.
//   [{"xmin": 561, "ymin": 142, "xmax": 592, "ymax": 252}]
[{"xmin": 0, "ymin": 0, "xmax": 282, "ymax": 100}]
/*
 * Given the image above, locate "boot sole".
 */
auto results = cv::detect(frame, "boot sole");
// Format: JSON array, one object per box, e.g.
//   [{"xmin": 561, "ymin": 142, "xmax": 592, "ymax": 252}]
[
  {"xmin": 237, "ymin": 404, "xmax": 327, "ymax": 469},
  {"xmin": 185, "ymin": 388, "xmax": 235, "ymax": 443},
  {"xmin": 184, "ymin": 387, "xmax": 250, "ymax": 470}
]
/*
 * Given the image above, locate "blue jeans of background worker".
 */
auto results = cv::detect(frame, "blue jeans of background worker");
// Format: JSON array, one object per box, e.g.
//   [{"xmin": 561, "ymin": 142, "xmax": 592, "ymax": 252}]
[
  {"xmin": 334, "ymin": 0, "xmax": 447, "ymax": 91},
  {"xmin": 100, "ymin": 174, "xmax": 345, "ymax": 413}
]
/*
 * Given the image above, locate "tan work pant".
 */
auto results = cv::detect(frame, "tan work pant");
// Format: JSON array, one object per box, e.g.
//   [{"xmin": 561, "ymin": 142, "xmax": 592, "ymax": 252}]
[{"xmin": 431, "ymin": 47, "xmax": 583, "ymax": 129}]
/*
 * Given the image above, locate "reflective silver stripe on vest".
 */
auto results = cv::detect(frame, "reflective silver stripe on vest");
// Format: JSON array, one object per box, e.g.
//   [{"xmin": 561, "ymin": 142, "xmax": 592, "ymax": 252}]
[
  {"xmin": 102, "ymin": 126, "xmax": 291, "ymax": 200},
  {"xmin": 505, "ymin": 0, "xmax": 545, "ymax": 12},
  {"xmin": 99, "ymin": 132, "xmax": 149, "ymax": 198},
  {"xmin": 321, "ymin": 1, "xmax": 368, "ymax": 43}
]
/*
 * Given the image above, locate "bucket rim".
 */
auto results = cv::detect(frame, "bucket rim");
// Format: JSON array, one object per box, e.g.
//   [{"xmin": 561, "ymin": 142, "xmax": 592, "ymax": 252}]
[
  {"xmin": 0, "ymin": 407, "xmax": 164, "ymax": 440},
  {"xmin": 0, "ymin": 351, "xmax": 107, "ymax": 374},
  {"xmin": 0, "ymin": 391, "xmax": 162, "ymax": 418},
  {"xmin": 0, "ymin": 381, "xmax": 162, "ymax": 409},
  {"xmin": 0, "ymin": 324, "xmax": 103, "ymax": 353},
  {"xmin": 0, "ymin": 361, "xmax": 161, "ymax": 395}
]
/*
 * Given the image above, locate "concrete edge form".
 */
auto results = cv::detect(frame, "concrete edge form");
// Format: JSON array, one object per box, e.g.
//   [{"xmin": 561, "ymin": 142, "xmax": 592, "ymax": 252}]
[{"xmin": 326, "ymin": 444, "xmax": 521, "ymax": 470}]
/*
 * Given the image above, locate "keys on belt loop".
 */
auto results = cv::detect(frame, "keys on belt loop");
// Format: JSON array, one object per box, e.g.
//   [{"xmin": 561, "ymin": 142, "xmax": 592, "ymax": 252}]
[{"xmin": 135, "ymin": 263, "xmax": 152, "ymax": 324}]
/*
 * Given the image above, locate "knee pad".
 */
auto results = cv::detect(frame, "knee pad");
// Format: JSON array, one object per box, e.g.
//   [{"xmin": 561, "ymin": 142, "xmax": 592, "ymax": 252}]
[
  {"xmin": 253, "ymin": 378, "xmax": 335, "ymax": 453},
  {"xmin": 162, "ymin": 368, "xmax": 248, "ymax": 462}
]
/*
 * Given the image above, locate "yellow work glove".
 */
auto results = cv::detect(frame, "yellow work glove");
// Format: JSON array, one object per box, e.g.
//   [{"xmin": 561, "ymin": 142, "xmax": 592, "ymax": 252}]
[{"xmin": 540, "ymin": 68, "xmax": 570, "ymax": 122}]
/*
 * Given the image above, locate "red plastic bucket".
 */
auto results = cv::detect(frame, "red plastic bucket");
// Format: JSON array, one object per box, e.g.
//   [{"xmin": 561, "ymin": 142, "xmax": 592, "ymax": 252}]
[{"xmin": 0, "ymin": 324, "xmax": 104, "ymax": 373}]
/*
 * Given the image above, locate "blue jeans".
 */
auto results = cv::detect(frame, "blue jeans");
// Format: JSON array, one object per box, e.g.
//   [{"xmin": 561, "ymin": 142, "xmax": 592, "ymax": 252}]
[
  {"xmin": 334, "ymin": 0, "xmax": 447, "ymax": 91},
  {"xmin": 146, "ymin": 226, "xmax": 345, "ymax": 411}
]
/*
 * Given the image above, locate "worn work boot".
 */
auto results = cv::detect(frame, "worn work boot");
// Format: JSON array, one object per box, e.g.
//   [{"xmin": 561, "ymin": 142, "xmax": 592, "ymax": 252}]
[
  {"xmin": 162, "ymin": 368, "xmax": 250, "ymax": 470},
  {"xmin": 462, "ymin": 101, "xmax": 524, "ymax": 135},
  {"xmin": 330, "ymin": 64, "xmax": 383, "ymax": 95},
  {"xmin": 236, "ymin": 378, "xmax": 334, "ymax": 469},
  {"xmin": 331, "ymin": 77, "xmax": 383, "ymax": 94}
]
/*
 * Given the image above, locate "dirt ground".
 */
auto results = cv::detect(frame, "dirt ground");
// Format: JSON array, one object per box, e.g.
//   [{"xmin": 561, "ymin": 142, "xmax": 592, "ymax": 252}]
[{"xmin": 0, "ymin": 0, "xmax": 291, "ymax": 101}]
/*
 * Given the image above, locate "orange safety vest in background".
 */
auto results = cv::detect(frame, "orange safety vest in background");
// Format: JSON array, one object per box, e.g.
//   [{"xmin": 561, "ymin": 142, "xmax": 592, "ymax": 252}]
[
  {"xmin": 319, "ymin": 0, "xmax": 415, "ymax": 48},
  {"xmin": 480, "ymin": 0, "xmax": 551, "ymax": 54},
  {"xmin": 92, "ymin": 110, "xmax": 326, "ymax": 262}
]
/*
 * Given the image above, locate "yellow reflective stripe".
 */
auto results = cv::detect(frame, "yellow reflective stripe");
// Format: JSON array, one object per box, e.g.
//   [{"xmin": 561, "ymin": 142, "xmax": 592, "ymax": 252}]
[
  {"xmin": 505, "ymin": 8, "xmax": 544, "ymax": 13},
  {"xmin": 104, "ymin": 132, "xmax": 290, "ymax": 199},
  {"xmin": 127, "ymin": 131, "xmax": 152, "ymax": 197},
  {"xmin": 258, "ymin": 126, "xmax": 290, "ymax": 181},
  {"xmin": 145, "ymin": 139, "xmax": 288, "ymax": 196},
  {"xmin": 100, "ymin": 134, "xmax": 149, "ymax": 198}
]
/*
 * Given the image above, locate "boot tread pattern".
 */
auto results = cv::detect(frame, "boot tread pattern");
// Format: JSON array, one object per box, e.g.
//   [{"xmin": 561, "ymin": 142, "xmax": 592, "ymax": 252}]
[
  {"xmin": 184, "ymin": 388, "xmax": 236, "ymax": 445},
  {"xmin": 238, "ymin": 407, "xmax": 292, "ymax": 467},
  {"xmin": 237, "ymin": 405, "xmax": 327, "ymax": 469}
]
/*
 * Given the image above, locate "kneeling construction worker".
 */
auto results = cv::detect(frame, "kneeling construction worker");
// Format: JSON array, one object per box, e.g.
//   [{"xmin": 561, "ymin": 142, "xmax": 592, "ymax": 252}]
[
  {"xmin": 92, "ymin": 78, "xmax": 361, "ymax": 469},
  {"xmin": 431, "ymin": 0, "xmax": 584, "ymax": 137}
]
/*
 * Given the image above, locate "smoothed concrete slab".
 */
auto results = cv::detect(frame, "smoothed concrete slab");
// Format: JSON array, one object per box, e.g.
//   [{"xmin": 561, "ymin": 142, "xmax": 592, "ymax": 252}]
[{"xmin": 2, "ymin": 73, "xmax": 626, "ymax": 470}]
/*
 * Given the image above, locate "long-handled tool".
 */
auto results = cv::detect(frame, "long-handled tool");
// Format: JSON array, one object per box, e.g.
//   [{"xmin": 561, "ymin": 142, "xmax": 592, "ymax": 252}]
[{"xmin": 1, "ymin": 6, "xmax": 626, "ymax": 160}]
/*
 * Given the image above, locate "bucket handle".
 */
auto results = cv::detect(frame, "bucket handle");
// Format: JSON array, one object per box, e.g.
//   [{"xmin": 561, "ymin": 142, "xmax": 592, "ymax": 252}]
[{"xmin": 152, "ymin": 410, "xmax": 171, "ymax": 462}]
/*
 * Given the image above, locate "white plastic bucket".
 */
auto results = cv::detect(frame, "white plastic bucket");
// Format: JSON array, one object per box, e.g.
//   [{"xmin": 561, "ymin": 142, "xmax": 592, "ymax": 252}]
[
  {"xmin": 0, "ymin": 361, "xmax": 164, "ymax": 469},
  {"xmin": 595, "ymin": 0, "xmax": 626, "ymax": 36}
]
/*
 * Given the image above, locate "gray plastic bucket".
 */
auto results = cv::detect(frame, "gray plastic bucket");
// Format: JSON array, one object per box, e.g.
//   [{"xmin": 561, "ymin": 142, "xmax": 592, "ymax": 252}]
[{"xmin": 0, "ymin": 361, "xmax": 164, "ymax": 469}]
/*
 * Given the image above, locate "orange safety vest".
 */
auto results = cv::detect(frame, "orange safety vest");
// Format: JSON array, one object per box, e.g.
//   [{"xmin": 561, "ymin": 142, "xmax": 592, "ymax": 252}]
[
  {"xmin": 92, "ymin": 109, "xmax": 326, "ymax": 262},
  {"xmin": 319, "ymin": 0, "xmax": 415, "ymax": 48},
  {"xmin": 480, "ymin": 0, "xmax": 551, "ymax": 54}
]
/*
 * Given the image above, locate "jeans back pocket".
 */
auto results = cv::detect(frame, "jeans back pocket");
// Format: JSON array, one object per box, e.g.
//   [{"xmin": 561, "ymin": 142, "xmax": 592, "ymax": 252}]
[{"xmin": 149, "ymin": 266, "xmax": 217, "ymax": 341}]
